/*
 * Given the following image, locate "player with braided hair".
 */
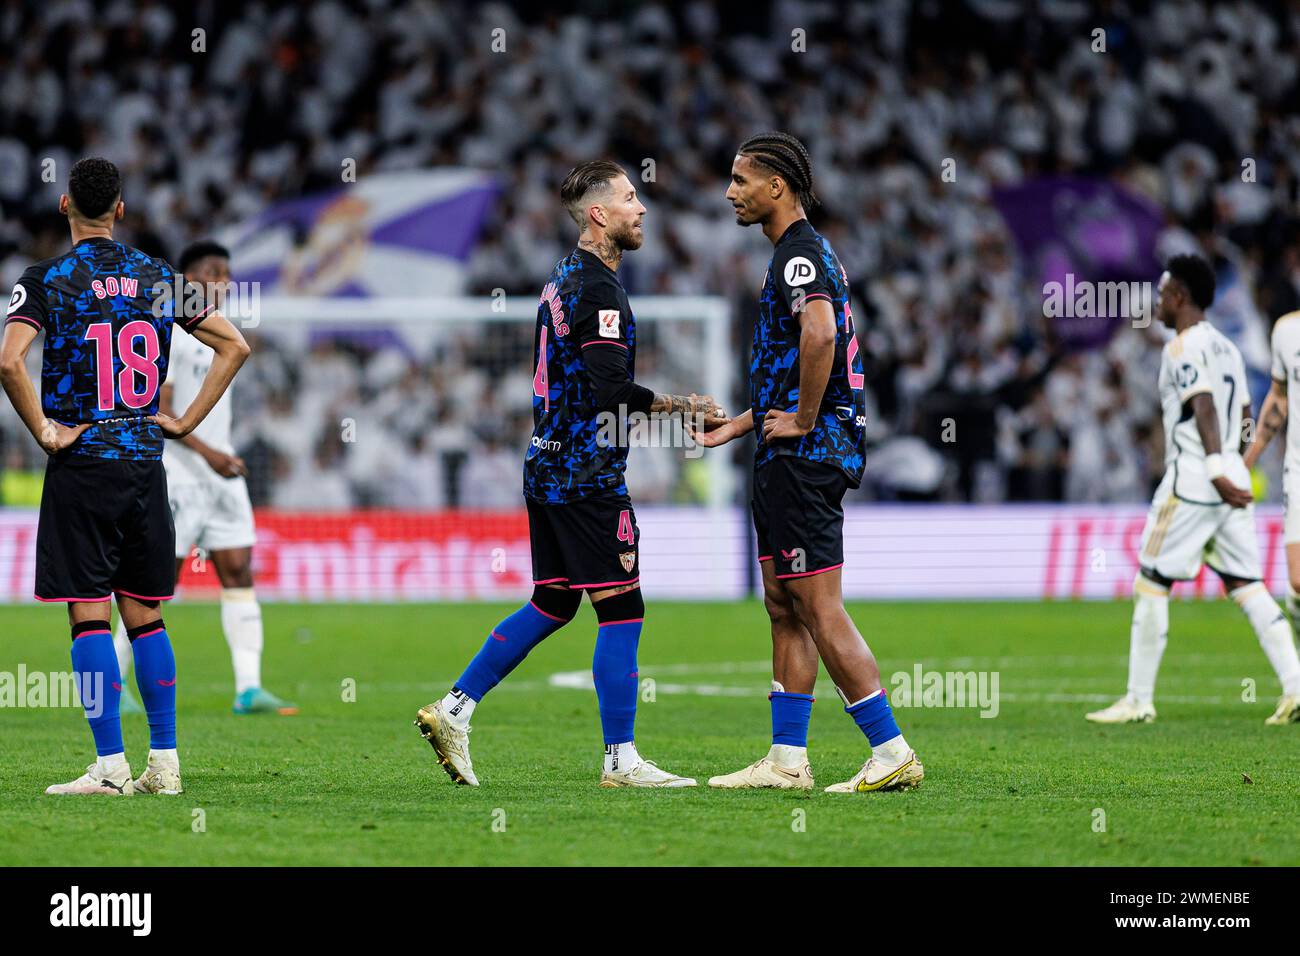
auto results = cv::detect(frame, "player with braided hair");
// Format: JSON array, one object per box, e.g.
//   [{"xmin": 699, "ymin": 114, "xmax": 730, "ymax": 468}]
[{"xmin": 697, "ymin": 131, "xmax": 925, "ymax": 794}]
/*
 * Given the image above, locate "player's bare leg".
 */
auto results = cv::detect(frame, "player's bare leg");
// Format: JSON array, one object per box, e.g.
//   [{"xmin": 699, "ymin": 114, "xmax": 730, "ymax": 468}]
[
  {"xmin": 710, "ymin": 562, "xmax": 816, "ymax": 789},
  {"xmin": 213, "ymin": 547, "xmax": 296, "ymax": 715},
  {"xmin": 45, "ymin": 600, "xmax": 135, "ymax": 796},
  {"xmin": 592, "ymin": 583, "xmax": 695, "ymax": 788},
  {"xmin": 1218, "ymin": 570, "xmax": 1300, "ymax": 726},
  {"xmin": 1286, "ymin": 543, "xmax": 1300, "ymax": 621},
  {"xmin": 785, "ymin": 569, "xmax": 923, "ymax": 793}
]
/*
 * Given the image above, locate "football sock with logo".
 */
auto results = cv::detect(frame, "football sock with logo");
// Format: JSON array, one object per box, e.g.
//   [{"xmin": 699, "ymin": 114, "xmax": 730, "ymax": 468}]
[
  {"xmin": 846, "ymin": 689, "xmax": 909, "ymax": 764},
  {"xmin": 70, "ymin": 620, "xmax": 124, "ymax": 759},
  {"xmin": 130, "ymin": 620, "xmax": 177, "ymax": 750},
  {"xmin": 221, "ymin": 587, "xmax": 264, "ymax": 694},
  {"xmin": 446, "ymin": 587, "xmax": 582, "ymax": 726},
  {"xmin": 1231, "ymin": 582, "xmax": 1300, "ymax": 696},
  {"xmin": 1128, "ymin": 574, "xmax": 1169, "ymax": 706},
  {"xmin": 592, "ymin": 588, "xmax": 644, "ymax": 761}
]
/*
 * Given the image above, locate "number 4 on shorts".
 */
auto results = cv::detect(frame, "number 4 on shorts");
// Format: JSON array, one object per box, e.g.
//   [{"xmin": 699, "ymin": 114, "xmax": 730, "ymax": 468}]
[{"xmin": 616, "ymin": 509, "xmax": 635, "ymax": 545}]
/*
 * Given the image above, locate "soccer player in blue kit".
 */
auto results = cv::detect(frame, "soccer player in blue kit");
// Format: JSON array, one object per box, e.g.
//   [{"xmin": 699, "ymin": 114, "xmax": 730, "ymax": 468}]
[
  {"xmin": 697, "ymin": 133, "xmax": 925, "ymax": 794},
  {"xmin": 0, "ymin": 157, "xmax": 250, "ymax": 796},
  {"xmin": 416, "ymin": 161, "xmax": 726, "ymax": 788}
]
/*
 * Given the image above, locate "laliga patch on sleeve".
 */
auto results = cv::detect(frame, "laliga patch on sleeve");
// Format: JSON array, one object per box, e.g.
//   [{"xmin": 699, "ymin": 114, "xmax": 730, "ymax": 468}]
[
  {"xmin": 7, "ymin": 284, "xmax": 26, "ymax": 315},
  {"xmin": 598, "ymin": 309, "xmax": 621, "ymax": 338},
  {"xmin": 783, "ymin": 256, "xmax": 817, "ymax": 288}
]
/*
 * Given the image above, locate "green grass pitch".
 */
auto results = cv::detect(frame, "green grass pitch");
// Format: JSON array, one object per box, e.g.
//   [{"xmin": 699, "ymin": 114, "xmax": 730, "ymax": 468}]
[{"xmin": 1, "ymin": 599, "xmax": 1297, "ymax": 866}]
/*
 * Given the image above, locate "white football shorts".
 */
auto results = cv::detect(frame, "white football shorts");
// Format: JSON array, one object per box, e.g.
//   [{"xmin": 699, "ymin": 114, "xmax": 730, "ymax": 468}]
[
  {"xmin": 169, "ymin": 477, "xmax": 258, "ymax": 560},
  {"xmin": 1138, "ymin": 472, "xmax": 1262, "ymax": 581}
]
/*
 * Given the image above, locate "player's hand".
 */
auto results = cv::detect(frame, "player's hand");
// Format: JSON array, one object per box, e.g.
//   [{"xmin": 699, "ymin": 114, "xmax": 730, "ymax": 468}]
[
  {"xmin": 1212, "ymin": 476, "xmax": 1253, "ymax": 509},
  {"xmin": 686, "ymin": 416, "xmax": 737, "ymax": 447},
  {"xmin": 37, "ymin": 419, "xmax": 89, "ymax": 455},
  {"xmin": 687, "ymin": 393, "xmax": 726, "ymax": 422},
  {"xmin": 762, "ymin": 409, "xmax": 812, "ymax": 442},
  {"xmin": 151, "ymin": 412, "xmax": 193, "ymax": 439},
  {"xmin": 203, "ymin": 449, "xmax": 248, "ymax": 478}
]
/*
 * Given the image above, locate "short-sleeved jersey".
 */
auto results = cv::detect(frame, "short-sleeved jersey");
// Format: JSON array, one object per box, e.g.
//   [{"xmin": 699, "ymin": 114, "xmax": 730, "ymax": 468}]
[
  {"xmin": 4, "ymin": 237, "xmax": 210, "ymax": 460},
  {"xmin": 1269, "ymin": 311, "xmax": 1300, "ymax": 481},
  {"xmin": 523, "ymin": 248, "xmax": 637, "ymax": 503},
  {"xmin": 163, "ymin": 328, "xmax": 232, "ymax": 485},
  {"xmin": 751, "ymin": 218, "xmax": 866, "ymax": 485},
  {"xmin": 1158, "ymin": 320, "xmax": 1250, "ymax": 503}
]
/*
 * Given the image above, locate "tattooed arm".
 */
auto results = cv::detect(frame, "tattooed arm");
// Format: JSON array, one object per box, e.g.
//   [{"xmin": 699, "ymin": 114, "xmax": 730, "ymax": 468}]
[
  {"xmin": 650, "ymin": 392, "xmax": 724, "ymax": 420},
  {"xmin": 1244, "ymin": 380, "xmax": 1286, "ymax": 469}
]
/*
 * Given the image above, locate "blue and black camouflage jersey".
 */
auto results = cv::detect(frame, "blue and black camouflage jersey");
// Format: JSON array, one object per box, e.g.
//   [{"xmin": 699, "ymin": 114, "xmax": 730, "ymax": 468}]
[
  {"xmin": 751, "ymin": 218, "xmax": 866, "ymax": 486},
  {"xmin": 4, "ymin": 237, "xmax": 212, "ymax": 460},
  {"xmin": 523, "ymin": 248, "xmax": 653, "ymax": 504}
]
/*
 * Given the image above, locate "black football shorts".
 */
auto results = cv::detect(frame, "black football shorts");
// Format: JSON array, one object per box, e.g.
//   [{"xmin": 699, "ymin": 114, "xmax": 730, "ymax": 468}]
[
  {"xmin": 527, "ymin": 494, "xmax": 640, "ymax": 590},
  {"xmin": 35, "ymin": 454, "xmax": 176, "ymax": 603},
  {"xmin": 753, "ymin": 456, "xmax": 849, "ymax": 580}
]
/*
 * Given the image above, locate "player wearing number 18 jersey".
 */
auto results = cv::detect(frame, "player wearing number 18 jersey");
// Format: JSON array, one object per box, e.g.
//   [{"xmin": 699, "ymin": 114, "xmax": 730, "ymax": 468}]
[
  {"xmin": 698, "ymin": 132, "xmax": 923, "ymax": 795},
  {"xmin": 415, "ymin": 161, "xmax": 723, "ymax": 789},
  {"xmin": 0, "ymin": 157, "xmax": 251, "ymax": 796},
  {"xmin": 1087, "ymin": 255, "xmax": 1300, "ymax": 726}
]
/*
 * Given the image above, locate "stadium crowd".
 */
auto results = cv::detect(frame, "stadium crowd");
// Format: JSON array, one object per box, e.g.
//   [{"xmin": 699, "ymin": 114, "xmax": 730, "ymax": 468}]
[{"xmin": 3, "ymin": 0, "xmax": 1300, "ymax": 507}]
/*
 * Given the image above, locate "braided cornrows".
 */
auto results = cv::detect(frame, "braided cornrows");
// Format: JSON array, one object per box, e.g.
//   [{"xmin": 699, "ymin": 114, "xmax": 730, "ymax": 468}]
[{"xmin": 738, "ymin": 131, "xmax": 819, "ymax": 209}]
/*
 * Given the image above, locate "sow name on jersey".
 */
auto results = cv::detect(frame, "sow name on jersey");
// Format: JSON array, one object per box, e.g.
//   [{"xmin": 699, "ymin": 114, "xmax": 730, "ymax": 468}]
[{"xmin": 89, "ymin": 276, "xmax": 141, "ymax": 299}]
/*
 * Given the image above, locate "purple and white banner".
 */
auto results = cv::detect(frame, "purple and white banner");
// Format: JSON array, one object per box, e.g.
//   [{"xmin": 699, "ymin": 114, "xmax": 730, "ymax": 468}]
[
  {"xmin": 219, "ymin": 169, "xmax": 498, "ymax": 297},
  {"xmin": 992, "ymin": 176, "xmax": 1164, "ymax": 350}
]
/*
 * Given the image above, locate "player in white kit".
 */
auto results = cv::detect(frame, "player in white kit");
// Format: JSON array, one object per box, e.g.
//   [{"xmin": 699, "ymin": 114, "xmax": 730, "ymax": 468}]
[
  {"xmin": 113, "ymin": 242, "xmax": 296, "ymax": 716},
  {"xmin": 1086, "ymin": 255, "xmax": 1300, "ymax": 726},
  {"xmin": 1245, "ymin": 310, "xmax": 1300, "ymax": 616}
]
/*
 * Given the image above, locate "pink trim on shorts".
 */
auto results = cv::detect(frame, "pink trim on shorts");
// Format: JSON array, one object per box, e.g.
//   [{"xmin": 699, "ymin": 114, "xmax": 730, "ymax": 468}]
[
  {"xmin": 758, "ymin": 554, "xmax": 773, "ymax": 562},
  {"xmin": 569, "ymin": 577, "xmax": 639, "ymax": 591},
  {"xmin": 533, "ymin": 576, "xmax": 570, "ymax": 586},
  {"xmin": 34, "ymin": 594, "xmax": 110, "ymax": 603},
  {"xmin": 113, "ymin": 589, "xmax": 175, "ymax": 601},
  {"xmin": 776, "ymin": 562, "xmax": 844, "ymax": 580}
]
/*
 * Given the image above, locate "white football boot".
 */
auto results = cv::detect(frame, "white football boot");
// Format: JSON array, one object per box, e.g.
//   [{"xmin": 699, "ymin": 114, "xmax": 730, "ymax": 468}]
[
  {"xmin": 1085, "ymin": 695, "xmax": 1156, "ymax": 724},
  {"xmin": 600, "ymin": 758, "xmax": 697, "ymax": 788},
  {"xmin": 708, "ymin": 756, "xmax": 814, "ymax": 790},
  {"xmin": 824, "ymin": 750, "xmax": 924, "ymax": 794},
  {"xmin": 415, "ymin": 701, "xmax": 479, "ymax": 786},
  {"xmin": 45, "ymin": 761, "xmax": 135, "ymax": 796},
  {"xmin": 1265, "ymin": 695, "xmax": 1300, "ymax": 725},
  {"xmin": 134, "ymin": 753, "xmax": 183, "ymax": 795}
]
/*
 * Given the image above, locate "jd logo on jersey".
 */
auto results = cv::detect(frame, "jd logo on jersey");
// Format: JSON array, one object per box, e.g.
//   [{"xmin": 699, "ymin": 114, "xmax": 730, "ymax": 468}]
[
  {"xmin": 6, "ymin": 284, "xmax": 26, "ymax": 315},
  {"xmin": 1174, "ymin": 363, "xmax": 1199, "ymax": 389},
  {"xmin": 784, "ymin": 257, "xmax": 815, "ymax": 287}
]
